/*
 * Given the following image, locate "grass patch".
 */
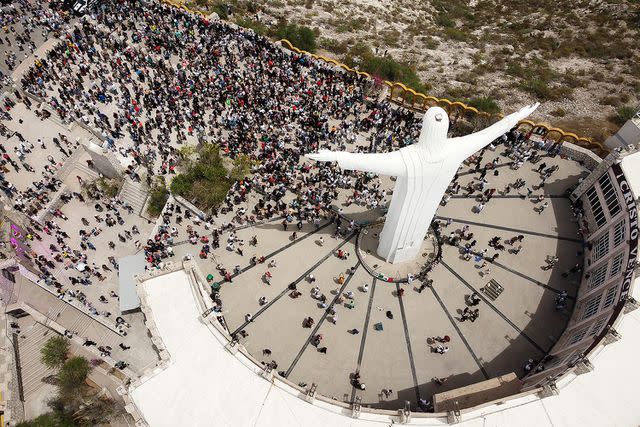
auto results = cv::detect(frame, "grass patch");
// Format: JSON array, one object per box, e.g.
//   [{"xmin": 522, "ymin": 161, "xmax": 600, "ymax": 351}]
[
  {"xmin": 444, "ymin": 27, "xmax": 467, "ymax": 42},
  {"xmin": 467, "ymin": 97, "xmax": 501, "ymax": 114},
  {"xmin": 318, "ymin": 37, "xmax": 349, "ymax": 54},
  {"xmin": 147, "ymin": 178, "xmax": 170, "ymax": 218},
  {"xmin": 235, "ymin": 17, "xmax": 268, "ymax": 35},
  {"xmin": 611, "ymin": 105, "xmax": 637, "ymax": 126},
  {"xmin": 506, "ymin": 58, "xmax": 573, "ymax": 101},
  {"xmin": 96, "ymin": 176, "xmax": 123, "ymax": 198},
  {"xmin": 380, "ymin": 28, "xmax": 401, "ymax": 47},
  {"xmin": 170, "ymin": 143, "xmax": 233, "ymax": 211},
  {"xmin": 82, "ymin": 176, "xmax": 122, "ymax": 200},
  {"xmin": 520, "ymin": 79, "xmax": 554, "ymax": 100},
  {"xmin": 344, "ymin": 43, "xmax": 431, "ymax": 93},
  {"xmin": 335, "ymin": 17, "xmax": 369, "ymax": 34},
  {"xmin": 16, "ymin": 412, "xmax": 76, "ymax": 427},
  {"xmin": 276, "ymin": 23, "xmax": 317, "ymax": 52},
  {"xmin": 209, "ymin": 2, "xmax": 228, "ymax": 19},
  {"xmin": 600, "ymin": 95, "xmax": 623, "ymax": 107}
]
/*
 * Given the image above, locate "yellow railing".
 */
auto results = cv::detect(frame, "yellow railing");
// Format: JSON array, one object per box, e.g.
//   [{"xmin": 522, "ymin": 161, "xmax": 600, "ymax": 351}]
[{"xmin": 161, "ymin": 0, "xmax": 609, "ymax": 158}]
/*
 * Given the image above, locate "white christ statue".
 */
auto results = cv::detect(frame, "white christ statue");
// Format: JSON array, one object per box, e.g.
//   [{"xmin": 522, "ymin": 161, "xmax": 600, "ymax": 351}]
[{"xmin": 307, "ymin": 103, "xmax": 539, "ymax": 264}]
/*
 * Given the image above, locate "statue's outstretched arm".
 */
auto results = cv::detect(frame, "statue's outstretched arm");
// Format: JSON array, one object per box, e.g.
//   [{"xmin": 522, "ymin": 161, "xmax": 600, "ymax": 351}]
[
  {"xmin": 450, "ymin": 103, "xmax": 539, "ymax": 161},
  {"xmin": 307, "ymin": 149, "xmax": 404, "ymax": 176}
]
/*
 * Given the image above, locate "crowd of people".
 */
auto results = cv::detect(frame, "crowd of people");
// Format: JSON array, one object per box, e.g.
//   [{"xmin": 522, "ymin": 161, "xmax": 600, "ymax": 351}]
[{"xmin": 0, "ymin": 0, "xmax": 586, "ymax": 410}]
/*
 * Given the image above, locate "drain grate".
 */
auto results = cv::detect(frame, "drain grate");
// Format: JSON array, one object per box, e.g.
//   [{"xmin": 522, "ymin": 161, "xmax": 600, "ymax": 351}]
[{"xmin": 482, "ymin": 279, "xmax": 504, "ymax": 301}]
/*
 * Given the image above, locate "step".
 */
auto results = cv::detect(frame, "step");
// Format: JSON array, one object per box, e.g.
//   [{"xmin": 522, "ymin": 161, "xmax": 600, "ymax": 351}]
[
  {"xmin": 64, "ymin": 311, "xmax": 92, "ymax": 336},
  {"xmin": 17, "ymin": 323, "xmax": 57, "ymax": 397},
  {"xmin": 120, "ymin": 184, "xmax": 147, "ymax": 213},
  {"xmin": 123, "ymin": 200, "xmax": 145, "ymax": 213},
  {"xmin": 22, "ymin": 361, "xmax": 50, "ymax": 387},
  {"xmin": 121, "ymin": 191, "xmax": 146, "ymax": 206},
  {"xmin": 88, "ymin": 320, "xmax": 122, "ymax": 349},
  {"xmin": 73, "ymin": 162, "xmax": 99, "ymax": 178},
  {"xmin": 21, "ymin": 277, "xmax": 123, "ymax": 335},
  {"xmin": 121, "ymin": 182, "xmax": 146, "ymax": 198},
  {"xmin": 46, "ymin": 300, "xmax": 67, "ymax": 322},
  {"xmin": 57, "ymin": 149, "xmax": 85, "ymax": 180},
  {"xmin": 122, "ymin": 187, "xmax": 147, "ymax": 203}
]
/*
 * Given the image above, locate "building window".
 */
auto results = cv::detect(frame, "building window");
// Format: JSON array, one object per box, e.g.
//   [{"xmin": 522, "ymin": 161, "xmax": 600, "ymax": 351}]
[
  {"xmin": 582, "ymin": 294, "xmax": 603, "ymax": 320},
  {"xmin": 589, "ymin": 318, "xmax": 607, "ymax": 337},
  {"xmin": 588, "ymin": 263, "xmax": 608, "ymax": 290},
  {"xmin": 603, "ymin": 286, "xmax": 618, "ymax": 309},
  {"xmin": 569, "ymin": 327, "xmax": 589, "ymax": 345},
  {"xmin": 613, "ymin": 219, "xmax": 626, "ymax": 247},
  {"xmin": 587, "ymin": 187, "xmax": 606, "ymax": 228},
  {"xmin": 598, "ymin": 173, "xmax": 621, "ymax": 218},
  {"xmin": 592, "ymin": 232, "xmax": 610, "ymax": 261},
  {"xmin": 610, "ymin": 252, "xmax": 625, "ymax": 277}
]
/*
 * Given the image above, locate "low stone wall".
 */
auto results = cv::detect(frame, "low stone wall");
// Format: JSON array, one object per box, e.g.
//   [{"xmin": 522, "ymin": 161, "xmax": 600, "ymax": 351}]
[
  {"xmin": 559, "ymin": 141, "xmax": 603, "ymax": 171},
  {"xmin": 147, "ymin": 194, "xmax": 174, "ymax": 239},
  {"xmin": 173, "ymin": 195, "xmax": 206, "ymax": 220},
  {"xmin": 33, "ymin": 184, "xmax": 68, "ymax": 224},
  {"xmin": 122, "ymin": 261, "xmax": 183, "ymax": 426}
]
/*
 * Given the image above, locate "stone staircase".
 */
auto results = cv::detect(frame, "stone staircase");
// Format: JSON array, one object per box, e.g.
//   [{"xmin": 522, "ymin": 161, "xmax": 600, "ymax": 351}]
[
  {"xmin": 16, "ymin": 322, "xmax": 57, "ymax": 399},
  {"xmin": 16, "ymin": 272, "xmax": 124, "ymax": 347},
  {"xmin": 119, "ymin": 178, "xmax": 148, "ymax": 216},
  {"xmin": 73, "ymin": 161, "xmax": 99, "ymax": 179},
  {"xmin": 57, "ymin": 148, "xmax": 85, "ymax": 182},
  {"xmin": 44, "ymin": 299, "xmax": 67, "ymax": 325},
  {"xmin": 63, "ymin": 312, "xmax": 120, "ymax": 349}
]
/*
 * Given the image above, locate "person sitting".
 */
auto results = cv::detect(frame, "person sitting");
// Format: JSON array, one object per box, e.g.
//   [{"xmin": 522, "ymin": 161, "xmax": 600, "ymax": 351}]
[
  {"xmin": 304, "ymin": 317, "xmax": 314, "ymax": 328},
  {"xmin": 555, "ymin": 294, "xmax": 567, "ymax": 310},
  {"xmin": 435, "ymin": 345, "xmax": 449, "ymax": 354},
  {"xmin": 524, "ymin": 358, "xmax": 534, "ymax": 372},
  {"xmin": 469, "ymin": 292, "xmax": 481, "ymax": 306},
  {"xmin": 433, "ymin": 376, "xmax": 448, "ymax": 385}
]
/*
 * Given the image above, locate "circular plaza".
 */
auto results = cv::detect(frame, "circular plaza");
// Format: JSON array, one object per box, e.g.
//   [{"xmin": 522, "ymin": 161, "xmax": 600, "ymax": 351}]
[{"xmin": 170, "ymin": 133, "xmax": 588, "ymax": 411}]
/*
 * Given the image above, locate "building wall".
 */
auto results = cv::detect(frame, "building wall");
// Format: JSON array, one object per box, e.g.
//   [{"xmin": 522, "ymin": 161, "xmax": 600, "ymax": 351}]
[
  {"xmin": 558, "ymin": 142, "xmax": 603, "ymax": 171},
  {"xmin": 84, "ymin": 143, "xmax": 123, "ymax": 179},
  {"xmin": 604, "ymin": 116, "xmax": 640, "ymax": 149},
  {"xmin": 523, "ymin": 161, "xmax": 638, "ymax": 388}
]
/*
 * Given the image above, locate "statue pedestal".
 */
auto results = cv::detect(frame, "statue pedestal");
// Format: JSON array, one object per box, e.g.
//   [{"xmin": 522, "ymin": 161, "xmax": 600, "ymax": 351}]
[{"xmin": 356, "ymin": 223, "xmax": 438, "ymax": 283}]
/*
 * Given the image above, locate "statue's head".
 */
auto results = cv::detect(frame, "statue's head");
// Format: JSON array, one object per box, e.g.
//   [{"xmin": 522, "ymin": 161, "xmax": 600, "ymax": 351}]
[{"xmin": 418, "ymin": 106, "xmax": 449, "ymax": 159}]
